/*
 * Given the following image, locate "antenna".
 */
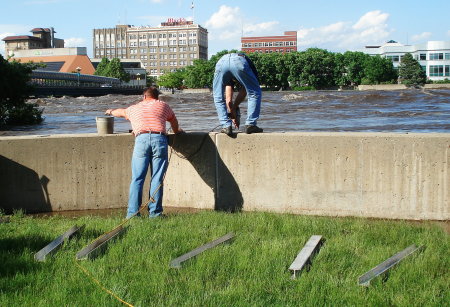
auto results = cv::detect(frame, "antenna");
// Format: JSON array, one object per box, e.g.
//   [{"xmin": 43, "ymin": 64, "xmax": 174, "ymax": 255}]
[{"xmin": 191, "ymin": 1, "xmax": 195, "ymax": 23}]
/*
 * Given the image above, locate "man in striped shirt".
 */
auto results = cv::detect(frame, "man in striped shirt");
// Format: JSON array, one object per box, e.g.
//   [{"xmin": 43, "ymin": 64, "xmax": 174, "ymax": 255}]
[{"xmin": 106, "ymin": 87, "xmax": 182, "ymax": 218}]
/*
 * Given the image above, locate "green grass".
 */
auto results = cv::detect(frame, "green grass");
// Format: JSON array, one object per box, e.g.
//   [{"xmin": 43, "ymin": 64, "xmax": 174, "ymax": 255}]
[{"xmin": 0, "ymin": 211, "xmax": 448, "ymax": 307}]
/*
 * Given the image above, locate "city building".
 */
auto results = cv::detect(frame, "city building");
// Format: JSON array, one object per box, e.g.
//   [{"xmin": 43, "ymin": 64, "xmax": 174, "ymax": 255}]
[
  {"xmin": 241, "ymin": 31, "xmax": 297, "ymax": 54},
  {"xmin": 361, "ymin": 40, "xmax": 450, "ymax": 81},
  {"xmin": 2, "ymin": 27, "xmax": 64, "ymax": 57},
  {"xmin": 93, "ymin": 18, "xmax": 208, "ymax": 77},
  {"xmin": 9, "ymin": 47, "xmax": 95, "ymax": 75}
]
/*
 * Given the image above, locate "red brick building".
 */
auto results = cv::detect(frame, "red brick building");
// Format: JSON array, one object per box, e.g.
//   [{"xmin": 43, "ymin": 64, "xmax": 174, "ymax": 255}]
[{"xmin": 241, "ymin": 31, "xmax": 297, "ymax": 54}]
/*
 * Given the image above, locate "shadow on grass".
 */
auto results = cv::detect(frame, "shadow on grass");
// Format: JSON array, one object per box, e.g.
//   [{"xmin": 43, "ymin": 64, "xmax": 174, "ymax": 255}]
[{"xmin": 0, "ymin": 235, "xmax": 49, "ymax": 282}]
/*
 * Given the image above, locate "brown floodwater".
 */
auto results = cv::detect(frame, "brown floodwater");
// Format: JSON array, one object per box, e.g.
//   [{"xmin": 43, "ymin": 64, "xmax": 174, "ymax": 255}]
[{"xmin": 1, "ymin": 89, "xmax": 449, "ymax": 136}]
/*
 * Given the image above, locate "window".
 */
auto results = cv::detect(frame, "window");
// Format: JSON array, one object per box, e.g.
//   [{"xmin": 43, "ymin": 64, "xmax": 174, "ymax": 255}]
[
  {"xmin": 446, "ymin": 65, "xmax": 450, "ymax": 77},
  {"xmin": 430, "ymin": 53, "xmax": 444, "ymax": 60},
  {"xmin": 386, "ymin": 55, "xmax": 400, "ymax": 62},
  {"xmin": 159, "ymin": 47, "xmax": 166, "ymax": 52},
  {"xmin": 420, "ymin": 54, "xmax": 426, "ymax": 60},
  {"xmin": 149, "ymin": 48, "xmax": 157, "ymax": 53},
  {"xmin": 445, "ymin": 53, "xmax": 450, "ymax": 60},
  {"xmin": 429, "ymin": 65, "xmax": 444, "ymax": 76}
]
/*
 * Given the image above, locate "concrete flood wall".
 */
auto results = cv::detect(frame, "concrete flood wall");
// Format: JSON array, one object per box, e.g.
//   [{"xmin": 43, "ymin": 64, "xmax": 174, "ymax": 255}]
[{"xmin": 0, "ymin": 132, "xmax": 448, "ymax": 220}]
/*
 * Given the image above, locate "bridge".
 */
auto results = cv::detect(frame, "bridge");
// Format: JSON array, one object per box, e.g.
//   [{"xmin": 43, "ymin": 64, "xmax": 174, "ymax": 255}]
[{"xmin": 30, "ymin": 70, "xmax": 144, "ymax": 96}]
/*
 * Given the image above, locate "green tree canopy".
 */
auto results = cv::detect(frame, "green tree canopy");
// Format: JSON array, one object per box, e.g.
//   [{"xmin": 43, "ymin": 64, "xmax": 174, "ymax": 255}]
[
  {"xmin": 94, "ymin": 57, "xmax": 110, "ymax": 76},
  {"xmin": 0, "ymin": 55, "xmax": 42, "ymax": 125},
  {"xmin": 362, "ymin": 55, "xmax": 397, "ymax": 85},
  {"xmin": 94, "ymin": 57, "xmax": 130, "ymax": 82},
  {"xmin": 398, "ymin": 53, "xmax": 427, "ymax": 86},
  {"xmin": 157, "ymin": 69, "xmax": 185, "ymax": 89}
]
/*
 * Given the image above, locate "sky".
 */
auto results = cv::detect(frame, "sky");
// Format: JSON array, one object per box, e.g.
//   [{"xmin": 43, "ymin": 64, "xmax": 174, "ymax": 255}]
[{"xmin": 1, "ymin": 0, "xmax": 450, "ymax": 58}]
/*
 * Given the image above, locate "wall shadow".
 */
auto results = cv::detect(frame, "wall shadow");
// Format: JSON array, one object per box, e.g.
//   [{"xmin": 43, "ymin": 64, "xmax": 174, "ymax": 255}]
[
  {"xmin": 0, "ymin": 155, "xmax": 52, "ymax": 214},
  {"xmin": 169, "ymin": 133, "xmax": 243, "ymax": 212}
]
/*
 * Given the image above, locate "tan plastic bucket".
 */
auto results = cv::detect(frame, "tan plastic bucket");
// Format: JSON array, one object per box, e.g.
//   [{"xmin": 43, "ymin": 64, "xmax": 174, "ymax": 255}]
[{"xmin": 96, "ymin": 116, "xmax": 114, "ymax": 134}]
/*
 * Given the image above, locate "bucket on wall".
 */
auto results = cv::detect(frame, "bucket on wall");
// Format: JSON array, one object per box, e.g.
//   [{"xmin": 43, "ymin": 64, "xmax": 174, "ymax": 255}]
[{"xmin": 96, "ymin": 116, "xmax": 114, "ymax": 134}]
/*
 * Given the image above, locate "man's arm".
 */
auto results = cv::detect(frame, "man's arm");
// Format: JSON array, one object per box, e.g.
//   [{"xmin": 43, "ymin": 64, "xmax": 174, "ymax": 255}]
[
  {"xmin": 169, "ymin": 116, "xmax": 183, "ymax": 134},
  {"xmin": 105, "ymin": 108, "xmax": 126, "ymax": 118}
]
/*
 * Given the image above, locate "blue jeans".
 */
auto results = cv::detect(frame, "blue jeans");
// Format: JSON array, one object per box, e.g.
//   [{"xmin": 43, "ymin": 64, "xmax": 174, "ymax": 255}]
[
  {"xmin": 213, "ymin": 53, "xmax": 261, "ymax": 127},
  {"xmin": 126, "ymin": 133, "xmax": 168, "ymax": 218}
]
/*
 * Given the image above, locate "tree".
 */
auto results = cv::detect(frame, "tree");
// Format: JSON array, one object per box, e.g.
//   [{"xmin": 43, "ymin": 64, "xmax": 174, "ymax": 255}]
[
  {"xmin": 398, "ymin": 53, "xmax": 427, "ymax": 86},
  {"xmin": 146, "ymin": 74, "xmax": 157, "ymax": 87},
  {"xmin": 334, "ymin": 51, "xmax": 369, "ymax": 86},
  {"xmin": 184, "ymin": 58, "xmax": 214, "ymax": 88},
  {"xmin": 0, "ymin": 55, "xmax": 43, "ymax": 125},
  {"xmin": 157, "ymin": 69, "xmax": 185, "ymax": 89},
  {"xmin": 106, "ymin": 58, "xmax": 130, "ymax": 82},
  {"xmin": 362, "ymin": 55, "xmax": 397, "ymax": 84},
  {"xmin": 94, "ymin": 57, "xmax": 110, "ymax": 76},
  {"xmin": 294, "ymin": 48, "xmax": 336, "ymax": 89},
  {"xmin": 94, "ymin": 57, "xmax": 130, "ymax": 82}
]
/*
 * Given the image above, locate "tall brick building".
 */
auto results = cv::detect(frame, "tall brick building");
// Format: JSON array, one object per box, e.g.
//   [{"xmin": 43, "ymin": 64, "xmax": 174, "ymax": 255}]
[{"xmin": 241, "ymin": 31, "xmax": 297, "ymax": 54}]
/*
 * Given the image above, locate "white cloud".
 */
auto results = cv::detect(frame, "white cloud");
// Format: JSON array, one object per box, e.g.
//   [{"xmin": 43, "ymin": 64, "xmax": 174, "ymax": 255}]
[
  {"xmin": 353, "ymin": 10, "xmax": 389, "ymax": 30},
  {"xmin": 205, "ymin": 5, "xmax": 243, "ymax": 30},
  {"xmin": 205, "ymin": 5, "xmax": 278, "ymax": 45},
  {"xmin": 64, "ymin": 37, "xmax": 85, "ymax": 47},
  {"xmin": 297, "ymin": 10, "xmax": 393, "ymax": 51},
  {"xmin": 411, "ymin": 32, "xmax": 432, "ymax": 42}
]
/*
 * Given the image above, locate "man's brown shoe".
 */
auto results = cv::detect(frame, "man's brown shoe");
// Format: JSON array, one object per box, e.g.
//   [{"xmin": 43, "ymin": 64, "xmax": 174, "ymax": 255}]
[{"xmin": 245, "ymin": 125, "xmax": 263, "ymax": 134}]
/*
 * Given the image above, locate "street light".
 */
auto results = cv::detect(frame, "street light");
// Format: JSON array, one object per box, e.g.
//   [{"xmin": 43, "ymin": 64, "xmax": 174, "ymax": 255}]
[{"xmin": 76, "ymin": 67, "xmax": 81, "ymax": 86}]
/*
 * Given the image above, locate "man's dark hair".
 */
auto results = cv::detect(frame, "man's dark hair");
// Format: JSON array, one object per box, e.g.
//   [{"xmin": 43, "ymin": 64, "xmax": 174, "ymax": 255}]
[{"xmin": 143, "ymin": 86, "xmax": 159, "ymax": 99}]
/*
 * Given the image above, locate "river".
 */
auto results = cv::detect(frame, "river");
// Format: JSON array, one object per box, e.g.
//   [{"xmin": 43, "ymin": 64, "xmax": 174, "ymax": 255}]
[{"xmin": 1, "ymin": 89, "xmax": 449, "ymax": 136}]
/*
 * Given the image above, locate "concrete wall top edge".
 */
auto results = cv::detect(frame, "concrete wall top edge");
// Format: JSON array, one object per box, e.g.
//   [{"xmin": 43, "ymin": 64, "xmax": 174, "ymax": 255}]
[{"xmin": 1, "ymin": 131, "xmax": 449, "ymax": 141}]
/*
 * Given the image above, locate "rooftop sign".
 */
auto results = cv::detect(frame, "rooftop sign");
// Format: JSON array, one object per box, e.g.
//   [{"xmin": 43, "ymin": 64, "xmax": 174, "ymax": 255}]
[{"xmin": 161, "ymin": 18, "xmax": 193, "ymax": 26}]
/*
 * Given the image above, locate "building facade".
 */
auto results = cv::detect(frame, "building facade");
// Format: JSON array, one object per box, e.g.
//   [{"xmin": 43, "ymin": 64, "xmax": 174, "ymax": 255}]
[
  {"xmin": 9, "ymin": 47, "xmax": 95, "ymax": 75},
  {"xmin": 361, "ymin": 40, "xmax": 450, "ymax": 81},
  {"xmin": 241, "ymin": 31, "xmax": 297, "ymax": 54},
  {"xmin": 93, "ymin": 19, "xmax": 208, "ymax": 76},
  {"xmin": 2, "ymin": 27, "xmax": 64, "ymax": 57}
]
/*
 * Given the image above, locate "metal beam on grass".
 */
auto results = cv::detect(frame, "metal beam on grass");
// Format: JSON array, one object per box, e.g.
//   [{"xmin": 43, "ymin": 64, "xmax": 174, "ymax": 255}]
[
  {"xmin": 35, "ymin": 224, "xmax": 84, "ymax": 262},
  {"xmin": 76, "ymin": 225, "xmax": 126, "ymax": 260},
  {"xmin": 358, "ymin": 244, "xmax": 424, "ymax": 286},
  {"xmin": 170, "ymin": 232, "xmax": 235, "ymax": 268},
  {"xmin": 289, "ymin": 235, "xmax": 323, "ymax": 279}
]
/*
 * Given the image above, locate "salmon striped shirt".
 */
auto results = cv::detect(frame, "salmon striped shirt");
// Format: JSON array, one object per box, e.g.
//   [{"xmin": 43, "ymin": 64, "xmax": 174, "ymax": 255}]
[{"xmin": 125, "ymin": 99, "xmax": 175, "ymax": 135}]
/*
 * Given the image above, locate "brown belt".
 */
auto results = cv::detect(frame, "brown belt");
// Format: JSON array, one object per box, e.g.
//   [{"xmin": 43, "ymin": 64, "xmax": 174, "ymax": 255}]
[{"xmin": 135, "ymin": 131, "xmax": 166, "ymax": 137}]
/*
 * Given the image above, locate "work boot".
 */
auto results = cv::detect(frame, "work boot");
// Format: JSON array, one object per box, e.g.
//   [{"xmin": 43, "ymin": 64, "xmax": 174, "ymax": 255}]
[
  {"xmin": 245, "ymin": 125, "xmax": 263, "ymax": 134},
  {"xmin": 221, "ymin": 126, "xmax": 232, "ymax": 136}
]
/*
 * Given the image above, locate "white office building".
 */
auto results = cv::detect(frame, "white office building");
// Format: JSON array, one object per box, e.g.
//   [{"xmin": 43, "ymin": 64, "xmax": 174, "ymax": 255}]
[
  {"xmin": 361, "ymin": 40, "xmax": 450, "ymax": 81},
  {"xmin": 93, "ymin": 19, "xmax": 208, "ymax": 77}
]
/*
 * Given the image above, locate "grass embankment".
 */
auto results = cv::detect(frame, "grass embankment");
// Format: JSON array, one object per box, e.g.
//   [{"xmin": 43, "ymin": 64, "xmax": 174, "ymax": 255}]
[{"xmin": 0, "ymin": 211, "xmax": 448, "ymax": 306}]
